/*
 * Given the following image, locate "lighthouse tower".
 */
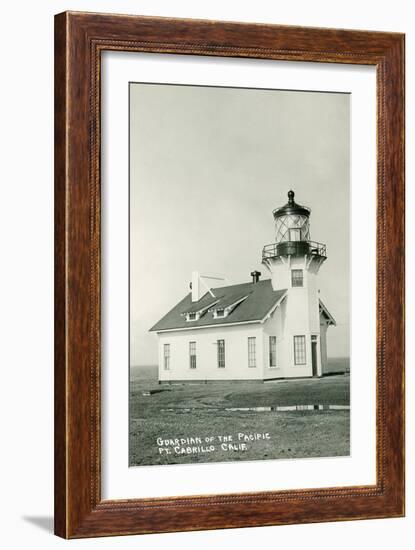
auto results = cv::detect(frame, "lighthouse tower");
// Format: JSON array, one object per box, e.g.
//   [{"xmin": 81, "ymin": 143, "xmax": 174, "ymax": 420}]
[{"xmin": 262, "ymin": 190, "xmax": 327, "ymax": 377}]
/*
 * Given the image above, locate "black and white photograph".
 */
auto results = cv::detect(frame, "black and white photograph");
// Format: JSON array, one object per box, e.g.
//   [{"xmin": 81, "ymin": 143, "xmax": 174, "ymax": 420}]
[
  {"xmin": 1, "ymin": 0, "xmax": 408, "ymax": 546},
  {"xmin": 129, "ymin": 82, "xmax": 350, "ymax": 467}
]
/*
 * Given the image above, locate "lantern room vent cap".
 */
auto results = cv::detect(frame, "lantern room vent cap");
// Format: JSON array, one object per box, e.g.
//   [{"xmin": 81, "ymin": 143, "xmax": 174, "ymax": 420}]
[{"xmin": 272, "ymin": 190, "xmax": 311, "ymax": 218}]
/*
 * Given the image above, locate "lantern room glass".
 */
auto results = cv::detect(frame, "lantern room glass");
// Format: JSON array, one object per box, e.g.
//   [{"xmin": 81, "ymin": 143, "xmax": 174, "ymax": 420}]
[{"xmin": 274, "ymin": 214, "xmax": 310, "ymax": 244}]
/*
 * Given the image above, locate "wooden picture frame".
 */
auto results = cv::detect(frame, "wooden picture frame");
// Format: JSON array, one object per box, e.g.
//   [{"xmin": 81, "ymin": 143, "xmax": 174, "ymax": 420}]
[{"xmin": 54, "ymin": 11, "xmax": 405, "ymax": 538}]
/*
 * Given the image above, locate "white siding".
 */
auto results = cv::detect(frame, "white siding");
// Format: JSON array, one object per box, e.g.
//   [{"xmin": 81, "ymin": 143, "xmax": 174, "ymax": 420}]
[
  {"xmin": 320, "ymin": 320, "xmax": 329, "ymax": 373},
  {"xmin": 262, "ymin": 299, "xmax": 285, "ymax": 379},
  {"xmin": 263, "ymin": 255, "xmax": 325, "ymax": 377},
  {"xmin": 157, "ymin": 323, "xmax": 264, "ymax": 381},
  {"xmin": 155, "ymin": 266, "xmax": 332, "ymax": 381}
]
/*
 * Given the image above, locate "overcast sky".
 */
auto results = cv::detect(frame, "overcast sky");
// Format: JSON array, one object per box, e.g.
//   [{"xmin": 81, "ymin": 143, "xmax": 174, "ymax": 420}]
[{"xmin": 130, "ymin": 83, "xmax": 350, "ymax": 365}]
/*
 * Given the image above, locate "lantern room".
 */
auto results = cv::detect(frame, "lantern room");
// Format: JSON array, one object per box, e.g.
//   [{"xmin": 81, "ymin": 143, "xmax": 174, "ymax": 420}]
[
  {"xmin": 262, "ymin": 190, "xmax": 326, "ymax": 260},
  {"xmin": 274, "ymin": 189, "xmax": 310, "ymax": 240}
]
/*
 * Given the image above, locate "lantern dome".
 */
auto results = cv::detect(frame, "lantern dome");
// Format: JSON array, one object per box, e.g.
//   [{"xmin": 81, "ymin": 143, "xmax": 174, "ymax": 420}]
[
  {"xmin": 262, "ymin": 190, "xmax": 327, "ymax": 260},
  {"xmin": 272, "ymin": 190, "xmax": 311, "ymax": 219},
  {"xmin": 273, "ymin": 190, "xmax": 311, "ymax": 248}
]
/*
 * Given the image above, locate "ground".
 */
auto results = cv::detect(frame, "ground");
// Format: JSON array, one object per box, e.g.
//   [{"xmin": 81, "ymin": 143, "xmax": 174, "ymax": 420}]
[{"xmin": 129, "ymin": 361, "xmax": 350, "ymax": 467}]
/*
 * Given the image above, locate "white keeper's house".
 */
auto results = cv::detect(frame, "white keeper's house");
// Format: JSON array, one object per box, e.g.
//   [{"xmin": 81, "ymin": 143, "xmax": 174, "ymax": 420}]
[{"xmin": 150, "ymin": 191, "xmax": 336, "ymax": 382}]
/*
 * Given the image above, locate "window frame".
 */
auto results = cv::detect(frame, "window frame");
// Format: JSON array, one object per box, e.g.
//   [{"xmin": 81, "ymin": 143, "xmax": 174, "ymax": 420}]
[
  {"xmin": 163, "ymin": 343, "xmax": 171, "ymax": 370},
  {"xmin": 291, "ymin": 269, "xmax": 304, "ymax": 287},
  {"xmin": 293, "ymin": 335, "xmax": 307, "ymax": 365},
  {"xmin": 189, "ymin": 341, "xmax": 197, "ymax": 369},
  {"xmin": 217, "ymin": 339, "xmax": 225, "ymax": 368},
  {"xmin": 269, "ymin": 335, "xmax": 277, "ymax": 367},
  {"xmin": 248, "ymin": 336, "xmax": 256, "ymax": 368},
  {"xmin": 289, "ymin": 227, "xmax": 302, "ymax": 241}
]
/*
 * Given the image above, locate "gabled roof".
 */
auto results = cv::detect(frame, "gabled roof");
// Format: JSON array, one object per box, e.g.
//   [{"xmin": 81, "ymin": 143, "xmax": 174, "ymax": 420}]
[
  {"xmin": 207, "ymin": 289, "xmax": 250, "ymax": 311},
  {"xmin": 181, "ymin": 297, "xmax": 219, "ymax": 315},
  {"xmin": 319, "ymin": 299, "xmax": 336, "ymax": 326},
  {"xmin": 150, "ymin": 280, "xmax": 287, "ymax": 332}
]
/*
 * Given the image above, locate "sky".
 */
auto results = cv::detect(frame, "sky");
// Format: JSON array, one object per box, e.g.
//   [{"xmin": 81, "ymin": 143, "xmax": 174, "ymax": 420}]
[{"xmin": 130, "ymin": 83, "xmax": 350, "ymax": 366}]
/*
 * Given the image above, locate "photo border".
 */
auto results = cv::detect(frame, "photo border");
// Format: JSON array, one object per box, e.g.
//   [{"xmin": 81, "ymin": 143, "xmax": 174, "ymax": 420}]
[
  {"xmin": 102, "ymin": 57, "xmax": 376, "ymax": 498},
  {"xmin": 54, "ymin": 11, "xmax": 405, "ymax": 538}
]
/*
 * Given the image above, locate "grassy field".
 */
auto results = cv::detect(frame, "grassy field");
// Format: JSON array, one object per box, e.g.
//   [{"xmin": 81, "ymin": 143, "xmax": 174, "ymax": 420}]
[{"xmin": 129, "ymin": 361, "xmax": 350, "ymax": 467}]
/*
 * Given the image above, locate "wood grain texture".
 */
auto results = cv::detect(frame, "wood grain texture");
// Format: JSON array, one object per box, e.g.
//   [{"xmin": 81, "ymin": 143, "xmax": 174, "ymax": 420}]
[{"xmin": 54, "ymin": 11, "xmax": 405, "ymax": 539}]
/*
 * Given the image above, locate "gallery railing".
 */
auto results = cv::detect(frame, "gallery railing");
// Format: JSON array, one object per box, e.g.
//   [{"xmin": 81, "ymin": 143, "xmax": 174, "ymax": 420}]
[{"xmin": 262, "ymin": 240, "xmax": 327, "ymax": 260}]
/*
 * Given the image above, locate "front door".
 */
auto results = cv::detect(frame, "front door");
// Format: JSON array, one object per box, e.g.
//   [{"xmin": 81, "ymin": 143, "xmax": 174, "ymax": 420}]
[{"xmin": 311, "ymin": 341, "xmax": 318, "ymax": 376}]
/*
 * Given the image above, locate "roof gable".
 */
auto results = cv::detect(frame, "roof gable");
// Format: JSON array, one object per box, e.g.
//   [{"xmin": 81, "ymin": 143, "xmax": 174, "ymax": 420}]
[
  {"xmin": 208, "ymin": 289, "xmax": 251, "ymax": 311},
  {"xmin": 150, "ymin": 280, "xmax": 287, "ymax": 332},
  {"xmin": 181, "ymin": 297, "xmax": 219, "ymax": 315},
  {"xmin": 319, "ymin": 299, "xmax": 336, "ymax": 326}
]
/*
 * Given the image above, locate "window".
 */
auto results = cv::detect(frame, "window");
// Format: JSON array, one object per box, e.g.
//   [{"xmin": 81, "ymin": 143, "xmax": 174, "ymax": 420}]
[
  {"xmin": 269, "ymin": 336, "xmax": 277, "ymax": 367},
  {"xmin": 163, "ymin": 344, "xmax": 170, "ymax": 370},
  {"xmin": 217, "ymin": 339, "xmax": 225, "ymax": 368},
  {"xmin": 291, "ymin": 269, "xmax": 303, "ymax": 287},
  {"xmin": 189, "ymin": 341, "xmax": 196, "ymax": 369},
  {"xmin": 293, "ymin": 335, "xmax": 306, "ymax": 365},
  {"xmin": 186, "ymin": 305, "xmax": 213, "ymax": 321},
  {"xmin": 289, "ymin": 228, "xmax": 302, "ymax": 241},
  {"xmin": 248, "ymin": 337, "xmax": 256, "ymax": 368},
  {"xmin": 215, "ymin": 308, "xmax": 225, "ymax": 317}
]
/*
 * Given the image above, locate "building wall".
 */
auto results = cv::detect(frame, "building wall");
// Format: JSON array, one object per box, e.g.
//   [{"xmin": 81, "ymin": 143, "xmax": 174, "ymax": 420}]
[
  {"xmin": 307, "ymin": 259, "xmax": 323, "ymax": 334},
  {"xmin": 156, "ymin": 263, "xmax": 332, "ymax": 381},
  {"xmin": 306, "ymin": 259, "xmax": 324, "ymax": 377},
  {"xmin": 262, "ymin": 301, "xmax": 329, "ymax": 379},
  {"xmin": 264, "ymin": 255, "xmax": 324, "ymax": 377},
  {"xmin": 157, "ymin": 323, "xmax": 264, "ymax": 381},
  {"xmin": 320, "ymin": 321, "xmax": 329, "ymax": 373},
  {"xmin": 262, "ymin": 298, "xmax": 285, "ymax": 379}
]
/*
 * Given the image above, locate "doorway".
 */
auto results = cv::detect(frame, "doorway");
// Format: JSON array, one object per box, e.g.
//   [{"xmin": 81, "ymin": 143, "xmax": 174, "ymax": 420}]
[{"xmin": 311, "ymin": 337, "xmax": 318, "ymax": 377}]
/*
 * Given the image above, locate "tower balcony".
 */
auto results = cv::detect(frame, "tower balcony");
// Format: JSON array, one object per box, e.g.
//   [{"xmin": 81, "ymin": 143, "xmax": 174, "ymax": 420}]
[{"xmin": 262, "ymin": 240, "xmax": 327, "ymax": 261}]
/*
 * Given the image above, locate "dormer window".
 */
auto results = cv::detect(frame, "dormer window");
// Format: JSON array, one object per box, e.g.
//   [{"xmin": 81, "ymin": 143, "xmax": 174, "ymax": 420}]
[
  {"xmin": 210, "ymin": 295, "xmax": 249, "ymax": 319},
  {"xmin": 212, "ymin": 307, "xmax": 229, "ymax": 319},
  {"xmin": 185, "ymin": 311, "xmax": 200, "ymax": 322},
  {"xmin": 183, "ymin": 299, "xmax": 219, "ymax": 322}
]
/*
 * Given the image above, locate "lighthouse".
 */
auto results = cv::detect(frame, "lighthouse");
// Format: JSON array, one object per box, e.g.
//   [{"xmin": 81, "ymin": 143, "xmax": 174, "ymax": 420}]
[
  {"xmin": 150, "ymin": 189, "xmax": 335, "ymax": 381},
  {"xmin": 262, "ymin": 190, "xmax": 330, "ymax": 377}
]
